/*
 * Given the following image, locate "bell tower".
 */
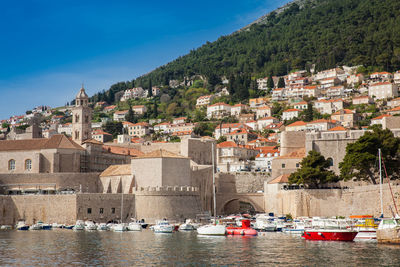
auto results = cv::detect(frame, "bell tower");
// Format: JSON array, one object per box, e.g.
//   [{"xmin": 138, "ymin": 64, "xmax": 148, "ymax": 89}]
[{"xmin": 72, "ymin": 86, "xmax": 92, "ymax": 144}]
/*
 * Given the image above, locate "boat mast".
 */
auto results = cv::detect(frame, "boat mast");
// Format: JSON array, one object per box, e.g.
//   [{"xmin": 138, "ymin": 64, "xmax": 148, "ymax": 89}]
[
  {"xmin": 212, "ymin": 142, "xmax": 217, "ymax": 220},
  {"xmin": 121, "ymin": 190, "xmax": 124, "ymax": 223},
  {"xmin": 379, "ymin": 148, "xmax": 383, "ymax": 218}
]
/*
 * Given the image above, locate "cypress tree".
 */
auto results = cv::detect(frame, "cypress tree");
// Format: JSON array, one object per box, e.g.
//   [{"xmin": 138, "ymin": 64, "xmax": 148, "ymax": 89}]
[
  {"xmin": 267, "ymin": 75, "xmax": 274, "ymax": 89},
  {"xmin": 148, "ymin": 79, "xmax": 153, "ymax": 97},
  {"xmin": 277, "ymin": 77, "xmax": 285, "ymax": 88}
]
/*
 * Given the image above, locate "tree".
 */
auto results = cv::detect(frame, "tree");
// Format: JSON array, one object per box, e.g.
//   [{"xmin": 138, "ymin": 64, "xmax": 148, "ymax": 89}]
[
  {"xmin": 217, "ymin": 136, "xmax": 227, "ymax": 144},
  {"xmin": 304, "ymin": 103, "xmax": 313, "ymax": 122},
  {"xmin": 125, "ymin": 105, "xmax": 135, "ymax": 123},
  {"xmin": 289, "ymin": 151, "xmax": 341, "ymax": 189},
  {"xmin": 267, "ymin": 75, "xmax": 274, "ymax": 90},
  {"xmin": 339, "ymin": 125, "xmax": 400, "ymax": 184},
  {"xmin": 104, "ymin": 121, "xmax": 123, "ymax": 138},
  {"xmin": 277, "ymin": 77, "xmax": 285, "ymax": 88},
  {"xmin": 148, "ymin": 79, "xmax": 153, "ymax": 97}
]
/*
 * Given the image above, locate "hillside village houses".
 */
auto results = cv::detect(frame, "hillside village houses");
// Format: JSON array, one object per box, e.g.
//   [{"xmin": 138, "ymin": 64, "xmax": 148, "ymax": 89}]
[
  {"xmin": 331, "ymin": 109, "xmax": 359, "ymax": 128},
  {"xmin": 196, "ymin": 95, "xmax": 215, "ymax": 107},
  {"xmin": 282, "ymin": 109, "xmax": 300, "ymax": 121},
  {"xmin": 368, "ymin": 82, "xmax": 398, "ymax": 100}
]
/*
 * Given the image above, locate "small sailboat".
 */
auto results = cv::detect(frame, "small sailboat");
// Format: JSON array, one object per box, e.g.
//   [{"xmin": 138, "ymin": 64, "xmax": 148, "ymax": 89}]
[
  {"xmin": 197, "ymin": 143, "xmax": 226, "ymax": 236},
  {"xmin": 113, "ymin": 192, "xmax": 128, "ymax": 232}
]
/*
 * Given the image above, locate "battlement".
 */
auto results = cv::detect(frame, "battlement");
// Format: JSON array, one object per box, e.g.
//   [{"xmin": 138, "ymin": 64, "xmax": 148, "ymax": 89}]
[
  {"xmin": 132, "ymin": 186, "xmax": 199, "ymax": 194},
  {"xmin": 306, "ymin": 130, "xmax": 367, "ymax": 142}
]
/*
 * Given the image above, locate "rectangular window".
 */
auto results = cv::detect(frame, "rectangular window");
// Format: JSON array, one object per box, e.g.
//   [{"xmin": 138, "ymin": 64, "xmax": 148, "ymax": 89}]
[
  {"xmin": 111, "ymin": 208, "xmax": 115, "ymax": 214},
  {"xmin": 99, "ymin": 208, "xmax": 104, "ymax": 214},
  {"xmin": 87, "ymin": 208, "xmax": 92, "ymax": 214}
]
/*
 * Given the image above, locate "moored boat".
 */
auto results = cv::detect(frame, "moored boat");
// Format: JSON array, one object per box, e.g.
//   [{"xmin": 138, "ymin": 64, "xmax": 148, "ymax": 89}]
[
  {"xmin": 85, "ymin": 221, "xmax": 97, "ymax": 231},
  {"xmin": 73, "ymin": 220, "xmax": 85, "ymax": 231},
  {"xmin": 97, "ymin": 223, "xmax": 109, "ymax": 231},
  {"xmin": 153, "ymin": 220, "xmax": 174, "ymax": 233},
  {"xmin": 351, "ymin": 215, "xmax": 378, "ymax": 241},
  {"xmin": 303, "ymin": 229, "xmax": 358, "ymax": 241},
  {"xmin": 303, "ymin": 218, "xmax": 357, "ymax": 241},
  {"xmin": 112, "ymin": 223, "xmax": 128, "ymax": 232},
  {"xmin": 128, "ymin": 222, "xmax": 142, "ymax": 231},
  {"xmin": 376, "ymin": 218, "xmax": 400, "ymax": 244},
  {"xmin": 197, "ymin": 224, "xmax": 226, "ymax": 236},
  {"xmin": 226, "ymin": 219, "xmax": 257, "ymax": 236},
  {"xmin": 179, "ymin": 219, "xmax": 196, "ymax": 231},
  {"xmin": 16, "ymin": 220, "xmax": 29, "ymax": 231}
]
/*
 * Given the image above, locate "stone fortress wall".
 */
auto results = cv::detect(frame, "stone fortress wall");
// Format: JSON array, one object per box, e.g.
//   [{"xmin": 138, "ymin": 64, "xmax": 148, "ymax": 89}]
[
  {"xmin": 305, "ymin": 130, "xmax": 365, "ymax": 174},
  {"xmin": 0, "ymin": 186, "xmax": 201, "ymax": 225},
  {"xmin": 133, "ymin": 186, "xmax": 201, "ymax": 224},
  {"xmin": 264, "ymin": 183, "xmax": 400, "ymax": 218}
]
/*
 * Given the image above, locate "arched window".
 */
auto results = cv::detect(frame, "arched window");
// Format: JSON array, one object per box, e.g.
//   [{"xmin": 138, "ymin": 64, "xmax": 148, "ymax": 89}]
[
  {"xmin": 8, "ymin": 159, "xmax": 15, "ymax": 171},
  {"xmin": 25, "ymin": 159, "xmax": 32, "ymax": 171}
]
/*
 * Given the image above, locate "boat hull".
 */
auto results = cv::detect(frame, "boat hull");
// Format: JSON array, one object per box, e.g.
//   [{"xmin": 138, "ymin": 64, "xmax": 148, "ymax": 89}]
[
  {"xmin": 197, "ymin": 225, "xmax": 226, "ymax": 236},
  {"xmin": 303, "ymin": 230, "xmax": 358, "ymax": 241},
  {"xmin": 226, "ymin": 228, "xmax": 258, "ymax": 236}
]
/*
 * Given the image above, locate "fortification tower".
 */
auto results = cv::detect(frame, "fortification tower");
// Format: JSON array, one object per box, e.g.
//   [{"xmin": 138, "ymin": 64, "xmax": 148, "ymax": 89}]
[{"xmin": 72, "ymin": 86, "xmax": 92, "ymax": 144}]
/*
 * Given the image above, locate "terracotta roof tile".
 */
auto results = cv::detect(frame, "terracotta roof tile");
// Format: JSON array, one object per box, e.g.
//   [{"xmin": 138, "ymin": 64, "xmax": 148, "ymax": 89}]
[
  {"xmin": 0, "ymin": 135, "xmax": 84, "ymax": 151},
  {"xmin": 268, "ymin": 174, "xmax": 290, "ymax": 184},
  {"xmin": 100, "ymin": 164, "xmax": 131, "ymax": 177}
]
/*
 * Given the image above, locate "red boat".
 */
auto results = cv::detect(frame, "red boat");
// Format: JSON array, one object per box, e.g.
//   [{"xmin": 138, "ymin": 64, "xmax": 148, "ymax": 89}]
[
  {"xmin": 226, "ymin": 219, "xmax": 258, "ymax": 236},
  {"xmin": 302, "ymin": 229, "xmax": 358, "ymax": 241}
]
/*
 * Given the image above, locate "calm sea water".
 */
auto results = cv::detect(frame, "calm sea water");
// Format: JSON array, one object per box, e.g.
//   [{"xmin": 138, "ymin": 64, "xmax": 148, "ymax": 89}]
[{"xmin": 1, "ymin": 230, "xmax": 400, "ymax": 266}]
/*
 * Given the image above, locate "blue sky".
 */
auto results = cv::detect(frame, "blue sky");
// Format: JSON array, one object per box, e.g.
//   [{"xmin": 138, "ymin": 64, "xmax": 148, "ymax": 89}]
[{"xmin": 0, "ymin": 0, "xmax": 290, "ymax": 119}]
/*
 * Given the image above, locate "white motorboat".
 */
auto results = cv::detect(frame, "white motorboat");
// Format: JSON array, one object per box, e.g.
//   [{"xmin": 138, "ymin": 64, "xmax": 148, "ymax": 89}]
[
  {"xmin": 29, "ymin": 223, "xmax": 42, "ymax": 230},
  {"xmin": 254, "ymin": 214, "xmax": 276, "ymax": 232},
  {"xmin": 16, "ymin": 220, "xmax": 29, "ymax": 231},
  {"xmin": 179, "ymin": 219, "xmax": 196, "ymax": 231},
  {"xmin": 153, "ymin": 220, "xmax": 174, "ymax": 233},
  {"xmin": 85, "ymin": 221, "xmax": 97, "ymax": 231},
  {"xmin": 97, "ymin": 223, "xmax": 109, "ymax": 231},
  {"xmin": 73, "ymin": 220, "xmax": 85, "ymax": 231},
  {"xmin": 128, "ymin": 222, "xmax": 142, "ymax": 231},
  {"xmin": 283, "ymin": 220, "xmax": 307, "ymax": 234},
  {"xmin": 113, "ymin": 223, "xmax": 128, "ymax": 232}
]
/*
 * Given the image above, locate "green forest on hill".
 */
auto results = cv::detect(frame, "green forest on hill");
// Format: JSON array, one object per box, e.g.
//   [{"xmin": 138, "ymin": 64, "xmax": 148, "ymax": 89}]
[{"xmin": 91, "ymin": 0, "xmax": 400, "ymax": 114}]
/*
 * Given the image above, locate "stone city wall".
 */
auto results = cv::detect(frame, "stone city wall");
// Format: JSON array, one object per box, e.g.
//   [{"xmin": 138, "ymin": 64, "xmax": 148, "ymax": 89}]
[
  {"xmin": 264, "ymin": 183, "xmax": 400, "ymax": 218},
  {"xmin": 0, "ymin": 194, "xmax": 77, "ymax": 225},
  {"xmin": 76, "ymin": 193, "xmax": 135, "ymax": 223},
  {"xmin": 0, "ymin": 193, "xmax": 136, "ymax": 225},
  {"xmin": 233, "ymin": 172, "xmax": 270, "ymax": 193},
  {"xmin": 305, "ymin": 130, "xmax": 365, "ymax": 174},
  {"xmin": 133, "ymin": 186, "xmax": 201, "ymax": 224}
]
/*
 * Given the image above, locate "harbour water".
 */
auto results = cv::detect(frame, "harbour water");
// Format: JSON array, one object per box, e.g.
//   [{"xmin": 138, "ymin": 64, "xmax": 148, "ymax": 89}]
[{"xmin": 1, "ymin": 230, "xmax": 400, "ymax": 266}]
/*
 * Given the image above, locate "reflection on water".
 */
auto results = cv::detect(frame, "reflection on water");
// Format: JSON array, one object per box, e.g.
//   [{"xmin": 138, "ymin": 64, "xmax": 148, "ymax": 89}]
[{"xmin": 0, "ymin": 230, "xmax": 400, "ymax": 266}]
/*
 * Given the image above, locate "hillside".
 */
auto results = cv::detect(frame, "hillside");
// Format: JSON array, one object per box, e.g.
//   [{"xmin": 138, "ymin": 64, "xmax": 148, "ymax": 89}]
[
  {"xmin": 92, "ymin": 0, "xmax": 400, "ymax": 106},
  {"xmin": 133, "ymin": 0, "xmax": 400, "ymax": 85}
]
